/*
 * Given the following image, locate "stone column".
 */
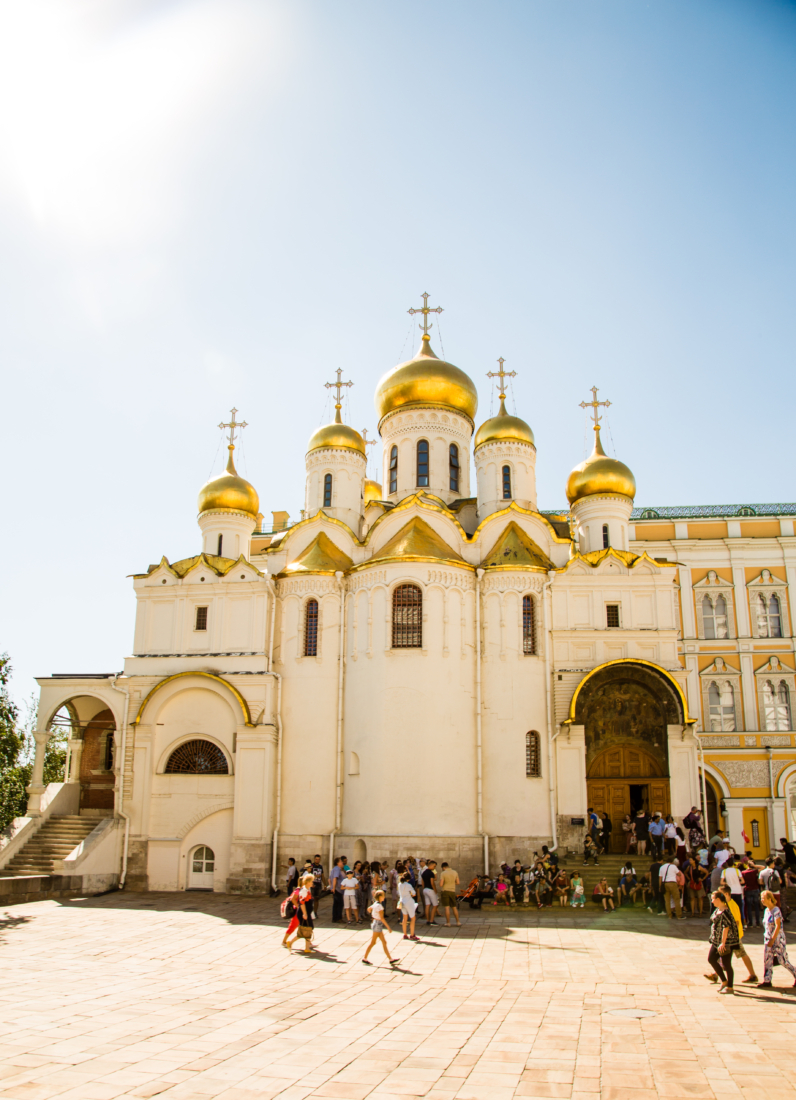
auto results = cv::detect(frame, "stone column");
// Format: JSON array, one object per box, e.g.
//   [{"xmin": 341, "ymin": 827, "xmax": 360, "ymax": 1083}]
[
  {"xmin": 25, "ymin": 730, "xmax": 52, "ymax": 816},
  {"xmin": 667, "ymin": 724, "xmax": 699, "ymax": 818},
  {"xmin": 67, "ymin": 738, "xmax": 84, "ymax": 782}
]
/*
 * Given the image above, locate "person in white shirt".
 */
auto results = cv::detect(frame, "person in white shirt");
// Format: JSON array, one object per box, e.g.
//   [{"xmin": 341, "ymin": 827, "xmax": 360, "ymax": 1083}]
[
  {"xmin": 715, "ymin": 843, "xmax": 731, "ymax": 869},
  {"xmin": 721, "ymin": 859, "xmax": 744, "ymax": 922},
  {"xmin": 398, "ymin": 872, "xmax": 419, "ymax": 940},
  {"xmin": 659, "ymin": 858, "xmax": 685, "ymax": 919},
  {"xmin": 340, "ymin": 871, "xmax": 359, "ymax": 924}
]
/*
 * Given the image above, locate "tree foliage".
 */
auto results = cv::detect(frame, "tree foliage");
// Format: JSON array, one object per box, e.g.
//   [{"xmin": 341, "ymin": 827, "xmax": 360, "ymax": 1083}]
[{"xmin": 0, "ymin": 655, "xmax": 29, "ymax": 831}]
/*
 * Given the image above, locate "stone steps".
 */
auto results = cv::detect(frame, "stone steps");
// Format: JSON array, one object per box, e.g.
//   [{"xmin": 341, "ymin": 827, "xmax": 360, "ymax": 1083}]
[{"xmin": 2, "ymin": 816, "xmax": 100, "ymax": 875}]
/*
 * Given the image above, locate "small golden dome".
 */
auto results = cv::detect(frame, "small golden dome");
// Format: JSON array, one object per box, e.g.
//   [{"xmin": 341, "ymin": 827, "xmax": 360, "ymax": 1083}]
[
  {"xmin": 198, "ymin": 447, "xmax": 259, "ymax": 517},
  {"xmin": 364, "ymin": 478, "xmax": 383, "ymax": 503},
  {"xmin": 566, "ymin": 429, "xmax": 636, "ymax": 504},
  {"xmin": 374, "ymin": 335, "xmax": 478, "ymax": 423},
  {"xmin": 307, "ymin": 409, "xmax": 366, "ymax": 456},
  {"xmin": 474, "ymin": 397, "xmax": 535, "ymax": 449}
]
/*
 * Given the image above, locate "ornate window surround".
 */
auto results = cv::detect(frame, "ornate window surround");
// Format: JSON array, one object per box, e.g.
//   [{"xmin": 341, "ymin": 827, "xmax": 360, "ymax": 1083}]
[
  {"xmin": 693, "ymin": 571, "xmax": 735, "ymax": 639},
  {"xmin": 755, "ymin": 656, "xmax": 794, "ymax": 732},
  {"xmin": 747, "ymin": 570, "xmax": 790, "ymax": 639},
  {"xmin": 700, "ymin": 657, "xmax": 742, "ymax": 733}
]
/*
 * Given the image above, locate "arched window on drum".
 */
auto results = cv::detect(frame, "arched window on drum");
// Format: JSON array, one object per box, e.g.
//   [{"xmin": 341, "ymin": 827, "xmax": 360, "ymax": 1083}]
[
  {"xmin": 449, "ymin": 443, "xmax": 460, "ymax": 493},
  {"xmin": 392, "ymin": 584, "xmax": 422, "ymax": 648},
  {"xmin": 323, "ymin": 473, "xmax": 333, "ymax": 509}
]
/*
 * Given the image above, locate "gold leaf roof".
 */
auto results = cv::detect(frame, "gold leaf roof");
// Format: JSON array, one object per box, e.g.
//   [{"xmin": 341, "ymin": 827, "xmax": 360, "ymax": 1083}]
[
  {"xmin": 198, "ymin": 447, "xmax": 259, "ymax": 517},
  {"xmin": 481, "ymin": 522, "xmax": 553, "ymax": 570},
  {"xmin": 566, "ymin": 427, "xmax": 635, "ymax": 504},
  {"xmin": 279, "ymin": 531, "xmax": 354, "ymax": 577},
  {"xmin": 374, "ymin": 336, "xmax": 478, "ymax": 423},
  {"xmin": 369, "ymin": 516, "xmax": 464, "ymax": 565}
]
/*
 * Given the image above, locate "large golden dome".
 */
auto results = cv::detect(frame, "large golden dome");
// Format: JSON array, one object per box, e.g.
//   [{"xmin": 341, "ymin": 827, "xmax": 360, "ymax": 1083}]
[
  {"xmin": 198, "ymin": 447, "xmax": 259, "ymax": 517},
  {"xmin": 374, "ymin": 335, "xmax": 478, "ymax": 423},
  {"xmin": 566, "ymin": 429, "xmax": 636, "ymax": 504},
  {"xmin": 474, "ymin": 397, "xmax": 535, "ymax": 449},
  {"xmin": 307, "ymin": 412, "xmax": 366, "ymax": 456}
]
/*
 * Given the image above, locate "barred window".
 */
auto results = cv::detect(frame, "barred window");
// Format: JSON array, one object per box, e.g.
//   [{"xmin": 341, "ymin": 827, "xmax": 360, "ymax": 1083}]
[
  {"xmin": 217, "ymin": 534, "xmax": 223, "ymax": 556},
  {"xmin": 195, "ymin": 606, "xmax": 208, "ymax": 631},
  {"xmin": 502, "ymin": 465, "xmax": 511, "ymax": 499},
  {"xmin": 606, "ymin": 604, "xmax": 620, "ymax": 628},
  {"xmin": 522, "ymin": 595, "xmax": 536, "ymax": 655},
  {"xmin": 323, "ymin": 473, "xmax": 333, "ymax": 508},
  {"xmin": 165, "ymin": 739, "xmax": 229, "ymax": 774},
  {"xmin": 392, "ymin": 584, "xmax": 422, "ymax": 648},
  {"xmin": 416, "ymin": 440, "xmax": 429, "ymax": 487},
  {"xmin": 449, "ymin": 443, "xmax": 460, "ymax": 493},
  {"xmin": 602, "ymin": 524, "xmax": 610, "ymax": 549},
  {"xmin": 526, "ymin": 731, "xmax": 541, "ymax": 777},
  {"xmin": 389, "ymin": 446, "xmax": 398, "ymax": 494},
  {"xmin": 304, "ymin": 598, "xmax": 319, "ymax": 657}
]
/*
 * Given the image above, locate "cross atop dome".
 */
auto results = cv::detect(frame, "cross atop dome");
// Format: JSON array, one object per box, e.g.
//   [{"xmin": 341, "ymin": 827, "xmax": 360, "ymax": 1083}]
[
  {"xmin": 218, "ymin": 408, "xmax": 248, "ymax": 449},
  {"xmin": 579, "ymin": 386, "xmax": 611, "ymax": 431},
  {"xmin": 408, "ymin": 292, "xmax": 443, "ymax": 339},
  {"xmin": 487, "ymin": 357, "xmax": 517, "ymax": 402},
  {"xmin": 325, "ymin": 368, "xmax": 354, "ymax": 424}
]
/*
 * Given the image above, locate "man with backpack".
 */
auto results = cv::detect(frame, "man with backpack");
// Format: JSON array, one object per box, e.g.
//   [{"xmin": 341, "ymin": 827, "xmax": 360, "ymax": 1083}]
[
  {"xmin": 659, "ymin": 856, "xmax": 685, "ymax": 919},
  {"xmin": 759, "ymin": 858, "xmax": 782, "ymax": 910}
]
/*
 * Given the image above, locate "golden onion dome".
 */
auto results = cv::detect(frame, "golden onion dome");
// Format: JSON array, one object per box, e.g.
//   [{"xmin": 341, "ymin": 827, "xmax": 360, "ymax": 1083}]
[
  {"xmin": 566, "ymin": 428, "xmax": 636, "ymax": 504},
  {"xmin": 307, "ymin": 409, "xmax": 366, "ymax": 456},
  {"xmin": 474, "ymin": 397, "xmax": 535, "ymax": 449},
  {"xmin": 374, "ymin": 335, "xmax": 478, "ymax": 423},
  {"xmin": 198, "ymin": 447, "xmax": 259, "ymax": 518},
  {"xmin": 364, "ymin": 478, "xmax": 383, "ymax": 503}
]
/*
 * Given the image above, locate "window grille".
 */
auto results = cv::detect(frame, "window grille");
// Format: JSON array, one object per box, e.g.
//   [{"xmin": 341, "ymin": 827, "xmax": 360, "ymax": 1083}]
[
  {"xmin": 192, "ymin": 846, "xmax": 215, "ymax": 873},
  {"xmin": 502, "ymin": 465, "xmax": 512, "ymax": 499},
  {"xmin": 165, "ymin": 739, "xmax": 229, "ymax": 774},
  {"xmin": 195, "ymin": 606, "xmax": 208, "ymax": 631},
  {"xmin": 602, "ymin": 524, "xmax": 610, "ymax": 549},
  {"xmin": 389, "ymin": 446, "xmax": 398, "ymax": 494},
  {"xmin": 304, "ymin": 598, "xmax": 319, "ymax": 657},
  {"xmin": 416, "ymin": 440, "xmax": 429, "ymax": 487},
  {"xmin": 449, "ymin": 443, "xmax": 460, "ymax": 493},
  {"xmin": 763, "ymin": 680, "xmax": 791, "ymax": 731},
  {"xmin": 323, "ymin": 473, "xmax": 333, "ymax": 508},
  {"xmin": 522, "ymin": 595, "xmax": 536, "ymax": 654},
  {"xmin": 392, "ymin": 584, "xmax": 422, "ymax": 648},
  {"xmin": 606, "ymin": 604, "xmax": 620, "ymax": 628},
  {"xmin": 526, "ymin": 731, "xmax": 541, "ymax": 777},
  {"xmin": 708, "ymin": 680, "xmax": 736, "ymax": 732}
]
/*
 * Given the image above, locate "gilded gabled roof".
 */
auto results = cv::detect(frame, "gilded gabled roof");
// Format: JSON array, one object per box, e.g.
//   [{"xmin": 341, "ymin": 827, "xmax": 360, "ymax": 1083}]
[
  {"xmin": 482, "ymin": 522, "xmax": 553, "ymax": 571},
  {"xmin": 133, "ymin": 553, "xmax": 263, "ymax": 579},
  {"xmin": 366, "ymin": 516, "xmax": 466, "ymax": 567},
  {"xmin": 278, "ymin": 531, "xmax": 353, "ymax": 577},
  {"xmin": 560, "ymin": 547, "xmax": 673, "ymax": 571}
]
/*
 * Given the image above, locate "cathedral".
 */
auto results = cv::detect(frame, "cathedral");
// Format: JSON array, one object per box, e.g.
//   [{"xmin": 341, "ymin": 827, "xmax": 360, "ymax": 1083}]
[{"xmin": 10, "ymin": 296, "xmax": 796, "ymax": 894}]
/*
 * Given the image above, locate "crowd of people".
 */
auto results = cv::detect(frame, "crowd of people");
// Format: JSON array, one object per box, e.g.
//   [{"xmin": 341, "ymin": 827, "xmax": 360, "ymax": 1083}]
[{"xmin": 276, "ymin": 822, "xmax": 796, "ymax": 986}]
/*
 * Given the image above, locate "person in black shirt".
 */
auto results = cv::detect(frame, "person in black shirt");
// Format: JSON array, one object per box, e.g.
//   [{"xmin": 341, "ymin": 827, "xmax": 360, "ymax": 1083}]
[
  {"xmin": 310, "ymin": 855, "xmax": 324, "ymax": 914},
  {"xmin": 421, "ymin": 860, "xmax": 438, "ymax": 925},
  {"xmin": 647, "ymin": 857, "xmax": 663, "ymax": 913},
  {"xmin": 779, "ymin": 838, "xmax": 796, "ymax": 869},
  {"xmin": 510, "ymin": 862, "xmax": 524, "ymax": 904}
]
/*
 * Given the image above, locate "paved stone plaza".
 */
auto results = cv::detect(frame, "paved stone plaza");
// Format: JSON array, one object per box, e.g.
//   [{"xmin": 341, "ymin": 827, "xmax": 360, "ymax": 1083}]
[{"xmin": 0, "ymin": 893, "xmax": 794, "ymax": 1100}]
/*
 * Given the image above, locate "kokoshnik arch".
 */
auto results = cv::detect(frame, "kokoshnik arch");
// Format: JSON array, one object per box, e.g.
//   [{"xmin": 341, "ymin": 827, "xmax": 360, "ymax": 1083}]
[{"xmin": 15, "ymin": 295, "xmax": 796, "ymax": 896}]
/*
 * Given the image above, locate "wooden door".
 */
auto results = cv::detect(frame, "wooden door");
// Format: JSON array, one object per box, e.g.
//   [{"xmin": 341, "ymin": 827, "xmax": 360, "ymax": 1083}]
[
  {"xmin": 586, "ymin": 781, "xmax": 629, "ymax": 852},
  {"xmin": 648, "ymin": 782, "xmax": 670, "ymax": 817}
]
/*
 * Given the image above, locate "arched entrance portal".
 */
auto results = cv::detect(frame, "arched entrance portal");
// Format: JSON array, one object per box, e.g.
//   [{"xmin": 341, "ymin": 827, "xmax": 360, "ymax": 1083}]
[{"xmin": 574, "ymin": 662, "xmax": 685, "ymax": 851}]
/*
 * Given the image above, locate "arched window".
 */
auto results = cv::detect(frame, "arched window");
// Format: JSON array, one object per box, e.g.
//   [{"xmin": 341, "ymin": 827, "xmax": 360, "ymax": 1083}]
[
  {"xmin": 708, "ymin": 681, "xmax": 736, "ymax": 732},
  {"xmin": 392, "ymin": 584, "xmax": 422, "ymax": 648},
  {"xmin": 769, "ymin": 594, "xmax": 782, "ymax": 637},
  {"xmin": 323, "ymin": 473, "xmax": 333, "ymax": 508},
  {"xmin": 304, "ymin": 598, "xmax": 319, "ymax": 657},
  {"xmin": 449, "ymin": 443, "xmax": 460, "ymax": 493},
  {"xmin": 702, "ymin": 595, "xmax": 728, "ymax": 640},
  {"xmin": 602, "ymin": 524, "xmax": 610, "ymax": 549},
  {"xmin": 522, "ymin": 595, "xmax": 536, "ymax": 655},
  {"xmin": 702, "ymin": 596, "xmax": 715, "ymax": 638},
  {"xmin": 389, "ymin": 445, "xmax": 398, "ymax": 494},
  {"xmin": 502, "ymin": 465, "xmax": 512, "ymax": 499},
  {"xmin": 165, "ymin": 740, "xmax": 229, "ymax": 774},
  {"xmin": 763, "ymin": 680, "xmax": 791, "ymax": 731},
  {"xmin": 525, "ymin": 731, "xmax": 541, "ymax": 777},
  {"xmin": 217, "ymin": 534, "xmax": 223, "ymax": 556},
  {"xmin": 416, "ymin": 440, "xmax": 429, "ymax": 487}
]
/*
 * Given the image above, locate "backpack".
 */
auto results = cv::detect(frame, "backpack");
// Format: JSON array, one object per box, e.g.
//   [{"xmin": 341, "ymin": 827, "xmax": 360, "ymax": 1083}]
[{"xmin": 768, "ymin": 870, "xmax": 782, "ymax": 891}]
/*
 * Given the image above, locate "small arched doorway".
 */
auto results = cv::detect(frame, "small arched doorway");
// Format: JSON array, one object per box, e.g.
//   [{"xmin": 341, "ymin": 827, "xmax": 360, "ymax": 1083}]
[
  {"xmin": 353, "ymin": 839, "xmax": 367, "ymax": 866},
  {"xmin": 188, "ymin": 846, "xmax": 215, "ymax": 890}
]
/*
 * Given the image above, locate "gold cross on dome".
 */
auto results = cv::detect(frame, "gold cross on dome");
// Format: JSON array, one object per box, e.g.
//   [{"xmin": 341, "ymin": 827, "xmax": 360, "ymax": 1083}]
[
  {"xmin": 361, "ymin": 428, "xmax": 377, "ymax": 453},
  {"xmin": 579, "ymin": 386, "xmax": 611, "ymax": 428},
  {"xmin": 218, "ymin": 407, "xmax": 248, "ymax": 447},
  {"xmin": 408, "ymin": 291, "xmax": 443, "ymax": 336},
  {"xmin": 325, "ymin": 368, "xmax": 354, "ymax": 409},
  {"xmin": 486, "ymin": 357, "xmax": 516, "ymax": 399}
]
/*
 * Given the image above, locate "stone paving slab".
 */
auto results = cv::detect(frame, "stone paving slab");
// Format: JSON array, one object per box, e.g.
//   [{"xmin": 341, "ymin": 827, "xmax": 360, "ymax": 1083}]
[{"xmin": 0, "ymin": 894, "xmax": 794, "ymax": 1100}]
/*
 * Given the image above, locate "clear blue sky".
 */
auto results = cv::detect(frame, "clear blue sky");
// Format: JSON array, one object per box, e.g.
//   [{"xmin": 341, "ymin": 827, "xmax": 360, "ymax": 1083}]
[{"xmin": 2, "ymin": 0, "xmax": 795, "ymax": 703}]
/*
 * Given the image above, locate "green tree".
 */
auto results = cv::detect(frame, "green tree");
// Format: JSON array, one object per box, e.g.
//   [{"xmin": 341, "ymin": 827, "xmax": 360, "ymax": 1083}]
[{"xmin": 0, "ymin": 655, "xmax": 29, "ymax": 831}]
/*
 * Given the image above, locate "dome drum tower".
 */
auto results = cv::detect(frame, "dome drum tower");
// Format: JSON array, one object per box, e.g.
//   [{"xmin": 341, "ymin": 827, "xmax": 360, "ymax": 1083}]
[
  {"xmin": 305, "ymin": 371, "xmax": 367, "ymax": 531},
  {"xmin": 197, "ymin": 410, "xmax": 259, "ymax": 561},
  {"xmin": 473, "ymin": 359, "xmax": 536, "ymax": 519}
]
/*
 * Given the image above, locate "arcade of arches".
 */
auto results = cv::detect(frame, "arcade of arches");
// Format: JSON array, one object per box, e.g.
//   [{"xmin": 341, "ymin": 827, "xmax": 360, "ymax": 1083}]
[{"xmin": 575, "ymin": 663, "xmax": 685, "ymax": 842}]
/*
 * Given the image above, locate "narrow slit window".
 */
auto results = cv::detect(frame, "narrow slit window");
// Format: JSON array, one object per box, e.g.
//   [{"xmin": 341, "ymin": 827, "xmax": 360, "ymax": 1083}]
[
  {"xmin": 449, "ymin": 443, "xmax": 460, "ymax": 493},
  {"xmin": 304, "ymin": 598, "xmax": 319, "ymax": 657},
  {"xmin": 217, "ymin": 534, "xmax": 223, "ymax": 556},
  {"xmin": 606, "ymin": 604, "xmax": 620, "ymax": 629},
  {"xmin": 769, "ymin": 594, "xmax": 782, "ymax": 638},
  {"xmin": 104, "ymin": 733, "xmax": 114, "ymax": 772},
  {"xmin": 195, "ymin": 606, "xmax": 208, "ymax": 631},
  {"xmin": 323, "ymin": 473, "xmax": 333, "ymax": 508},
  {"xmin": 392, "ymin": 584, "xmax": 422, "ymax": 648},
  {"xmin": 416, "ymin": 440, "xmax": 429, "ymax": 487},
  {"xmin": 525, "ymin": 731, "xmax": 541, "ymax": 777},
  {"xmin": 522, "ymin": 595, "xmax": 536, "ymax": 654},
  {"xmin": 389, "ymin": 445, "xmax": 398, "ymax": 494},
  {"xmin": 602, "ymin": 524, "xmax": 610, "ymax": 549},
  {"xmin": 502, "ymin": 465, "xmax": 512, "ymax": 499}
]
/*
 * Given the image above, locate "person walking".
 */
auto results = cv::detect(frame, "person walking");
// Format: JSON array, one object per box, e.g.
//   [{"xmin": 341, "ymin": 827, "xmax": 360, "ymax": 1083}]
[
  {"xmin": 281, "ymin": 878, "xmax": 303, "ymax": 948},
  {"xmin": 398, "ymin": 871, "xmax": 419, "ymax": 940},
  {"xmin": 741, "ymin": 861, "xmax": 762, "ymax": 928},
  {"xmin": 714, "ymin": 884, "xmax": 758, "ymax": 984},
  {"xmin": 634, "ymin": 808, "xmax": 649, "ymax": 855},
  {"xmin": 309, "ymin": 854, "xmax": 325, "ymax": 916},
  {"xmin": 758, "ymin": 890, "xmax": 796, "ymax": 989},
  {"xmin": 389, "ymin": 860, "xmax": 403, "ymax": 916},
  {"xmin": 686, "ymin": 856, "xmax": 707, "ymax": 916},
  {"xmin": 705, "ymin": 890, "xmax": 739, "ymax": 993},
  {"xmin": 362, "ymin": 889, "xmax": 398, "ymax": 967},
  {"xmin": 438, "ymin": 862, "xmax": 461, "ymax": 927},
  {"xmin": 721, "ymin": 858, "xmax": 744, "ymax": 925},
  {"xmin": 330, "ymin": 856, "xmax": 345, "ymax": 923},
  {"xmin": 660, "ymin": 857, "xmax": 685, "ymax": 919},
  {"xmin": 422, "ymin": 860, "xmax": 439, "ymax": 925}
]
